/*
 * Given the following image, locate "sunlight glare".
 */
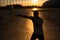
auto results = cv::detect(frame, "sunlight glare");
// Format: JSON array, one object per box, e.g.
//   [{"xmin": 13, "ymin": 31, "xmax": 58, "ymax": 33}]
[
  {"xmin": 32, "ymin": 8, "xmax": 38, "ymax": 11},
  {"xmin": 33, "ymin": 0, "xmax": 37, "ymax": 3},
  {"xmin": 32, "ymin": 0, "xmax": 38, "ymax": 5}
]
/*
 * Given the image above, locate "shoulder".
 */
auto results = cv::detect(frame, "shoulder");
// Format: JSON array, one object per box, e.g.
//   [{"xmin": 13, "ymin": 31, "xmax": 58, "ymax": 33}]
[
  {"xmin": 29, "ymin": 16, "xmax": 33, "ymax": 19},
  {"xmin": 39, "ymin": 17, "xmax": 43, "ymax": 21}
]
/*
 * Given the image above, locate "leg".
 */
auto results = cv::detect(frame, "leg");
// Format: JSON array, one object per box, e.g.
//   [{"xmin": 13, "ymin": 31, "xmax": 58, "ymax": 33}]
[
  {"xmin": 31, "ymin": 33, "xmax": 37, "ymax": 40},
  {"xmin": 38, "ymin": 34, "xmax": 44, "ymax": 40}
]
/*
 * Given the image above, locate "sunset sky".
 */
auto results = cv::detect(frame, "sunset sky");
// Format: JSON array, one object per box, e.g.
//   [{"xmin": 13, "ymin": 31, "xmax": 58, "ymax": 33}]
[{"xmin": 0, "ymin": 0, "xmax": 48, "ymax": 6}]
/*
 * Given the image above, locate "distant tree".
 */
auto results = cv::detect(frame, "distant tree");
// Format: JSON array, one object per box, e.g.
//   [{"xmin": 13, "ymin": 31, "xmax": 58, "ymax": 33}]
[
  {"xmin": 42, "ymin": 0, "xmax": 60, "ymax": 8},
  {"xmin": 12, "ymin": 4, "xmax": 23, "ymax": 9},
  {"xmin": 6, "ymin": 4, "xmax": 23, "ymax": 9}
]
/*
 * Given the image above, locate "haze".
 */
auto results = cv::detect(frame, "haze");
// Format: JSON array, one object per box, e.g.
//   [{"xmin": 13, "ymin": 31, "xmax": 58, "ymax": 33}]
[{"xmin": 0, "ymin": 0, "xmax": 48, "ymax": 6}]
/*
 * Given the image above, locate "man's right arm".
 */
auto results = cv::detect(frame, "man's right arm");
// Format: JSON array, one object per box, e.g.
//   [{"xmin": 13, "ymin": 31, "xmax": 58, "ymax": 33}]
[{"xmin": 16, "ymin": 14, "xmax": 32, "ymax": 19}]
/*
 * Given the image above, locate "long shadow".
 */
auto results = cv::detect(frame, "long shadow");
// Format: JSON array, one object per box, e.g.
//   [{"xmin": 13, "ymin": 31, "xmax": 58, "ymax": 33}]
[{"xmin": 16, "ymin": 11, "xmax": 44, "ymax": 40}]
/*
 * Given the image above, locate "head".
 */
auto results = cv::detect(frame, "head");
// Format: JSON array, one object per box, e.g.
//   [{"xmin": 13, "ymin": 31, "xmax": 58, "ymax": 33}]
[{"xmin": 34, "ymin": 11, "xmax": 39, "ymax": 17}]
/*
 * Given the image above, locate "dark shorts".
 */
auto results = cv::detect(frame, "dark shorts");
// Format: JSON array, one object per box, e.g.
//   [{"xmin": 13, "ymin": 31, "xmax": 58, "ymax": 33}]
[{"xmin": 31, "ymin": 33, "xmax": 44, "ymax": 40}]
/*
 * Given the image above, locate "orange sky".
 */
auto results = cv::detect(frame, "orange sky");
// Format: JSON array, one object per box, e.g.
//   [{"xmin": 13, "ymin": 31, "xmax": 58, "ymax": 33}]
[{"xmin": 0, "ymin": 0, "xmax": 48, "ymax": 6}]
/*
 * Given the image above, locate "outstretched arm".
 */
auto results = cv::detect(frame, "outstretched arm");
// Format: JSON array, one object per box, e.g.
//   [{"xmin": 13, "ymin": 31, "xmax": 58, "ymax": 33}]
[{"xmin": 16, "ymin": 14, "xmax": 32, "ymax": 19}]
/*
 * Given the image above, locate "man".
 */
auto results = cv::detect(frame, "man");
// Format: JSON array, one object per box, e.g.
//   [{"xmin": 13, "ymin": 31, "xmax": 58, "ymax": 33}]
[{"xmin": 16, "ymin": 11, "xmax": 44, "ymax": 40}]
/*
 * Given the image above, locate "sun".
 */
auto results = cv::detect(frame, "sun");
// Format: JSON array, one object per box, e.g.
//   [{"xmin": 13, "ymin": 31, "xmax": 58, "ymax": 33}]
[
  {"xmin": 33, "ymin": 0, "xmax": 37, "ymax": 3},
  {"xmin": 32, "ymin": 0, "xmax": 38, "ymax": 5},
  {"xmin": 31, "ymin": 0, "xmax": 48, "ymax": 6}
]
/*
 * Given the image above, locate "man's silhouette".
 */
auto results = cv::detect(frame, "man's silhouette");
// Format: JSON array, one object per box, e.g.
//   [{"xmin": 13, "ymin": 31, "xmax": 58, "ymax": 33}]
[{"xmin": 16, "ymin": 11, "xmax": 44, "ymax": 40}]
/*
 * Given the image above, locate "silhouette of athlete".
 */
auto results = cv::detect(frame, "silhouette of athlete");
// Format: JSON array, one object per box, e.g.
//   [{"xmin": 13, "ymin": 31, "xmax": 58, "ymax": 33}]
[{"xmin": 16, "ymin": 11, "xmax": 44, "ymax": 40}]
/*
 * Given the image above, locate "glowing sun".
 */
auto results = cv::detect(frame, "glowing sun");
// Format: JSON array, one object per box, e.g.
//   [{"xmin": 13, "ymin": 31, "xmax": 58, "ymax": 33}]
[
  {"xmin": 33, "ymin": 0, "xmax": 37, "ymax": 3},
  {"xmin": 32, "ymin": 0, "xmax": 38, "ymax": 5}
]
